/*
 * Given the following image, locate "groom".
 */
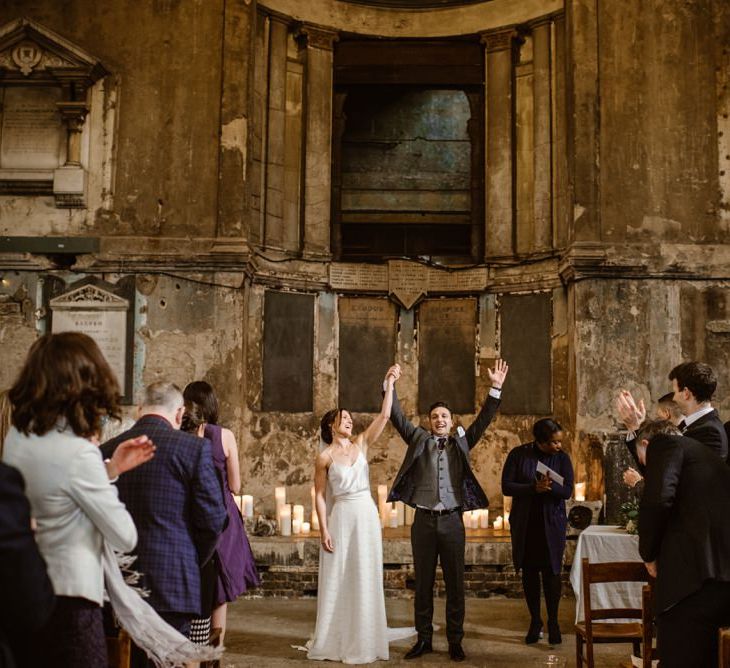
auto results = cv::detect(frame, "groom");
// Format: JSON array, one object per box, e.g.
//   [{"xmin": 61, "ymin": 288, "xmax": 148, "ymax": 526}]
[{"xmin": 387, "ymin": 359, "xmax": 509, "ymax": 662}]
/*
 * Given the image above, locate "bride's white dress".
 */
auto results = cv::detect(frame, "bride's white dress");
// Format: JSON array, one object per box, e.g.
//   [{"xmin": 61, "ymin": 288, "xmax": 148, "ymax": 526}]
[{"xmin": 306, "ymin": 450, "xmax": 414, "ymax": 664}]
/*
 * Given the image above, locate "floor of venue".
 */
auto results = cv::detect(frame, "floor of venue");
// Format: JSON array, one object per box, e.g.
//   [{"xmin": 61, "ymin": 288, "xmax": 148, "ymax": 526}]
[{"xmin": 224, "ymin": 595, "xmax": 629, "ymax": 667}]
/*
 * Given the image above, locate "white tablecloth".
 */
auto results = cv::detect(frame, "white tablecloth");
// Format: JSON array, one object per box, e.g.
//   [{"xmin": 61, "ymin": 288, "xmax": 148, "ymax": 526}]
[{"xmin": 569, "ymin": 525, "xmax": 643, "ymax": 623}]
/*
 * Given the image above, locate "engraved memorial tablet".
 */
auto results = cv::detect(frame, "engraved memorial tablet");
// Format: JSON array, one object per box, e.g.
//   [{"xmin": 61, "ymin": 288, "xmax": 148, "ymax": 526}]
[{"xmin": 50, "ymin": 284, "xmax": 130, "ymax": 394}]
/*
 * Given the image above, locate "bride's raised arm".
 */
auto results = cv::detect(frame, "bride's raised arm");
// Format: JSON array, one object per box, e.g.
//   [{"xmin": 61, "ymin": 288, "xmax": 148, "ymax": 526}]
[{"xmin": 358, "ymin": 364, "xmax": 400, "ymax": 451}]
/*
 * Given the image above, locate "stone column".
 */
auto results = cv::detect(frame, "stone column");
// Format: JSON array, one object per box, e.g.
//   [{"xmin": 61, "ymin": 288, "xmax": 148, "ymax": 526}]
[
  {"xmin": 481, "ymin": 29, "xmax": 517, "ymax": 260},
  {"xmin": 550, "ymin": 15, "xmax": 568, "ymax": 249},
  {"xmin": 532, "ymin": 18, "xmax": 553, "ymax": 251},
  {"xmin": 56, "ymin": 101, "xmax": 88, "ymax": 166},
  {"xmin": 264, "ymin": 17, "xmax": 289, "ymax": 248},
  {"xmin": 216, "ymin": 0, "xmax": 255, "ymax": 245},
  {"xmin": 297, "ymin": 25, "xmax": 338, "ymax": 258}
]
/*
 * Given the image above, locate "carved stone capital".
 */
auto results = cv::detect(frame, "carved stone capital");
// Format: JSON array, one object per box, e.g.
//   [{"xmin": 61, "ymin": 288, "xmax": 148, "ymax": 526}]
[
  {"xmin": 56, "ymin": 101, "xmax": 89, "ymax": 131},
  {"xmin": 296, "ymin": 24, "xmax": 339, "ymax": 51},
  {"xmin": 480, "ymin": 29, "xmax": 517, "ymax": 53}
]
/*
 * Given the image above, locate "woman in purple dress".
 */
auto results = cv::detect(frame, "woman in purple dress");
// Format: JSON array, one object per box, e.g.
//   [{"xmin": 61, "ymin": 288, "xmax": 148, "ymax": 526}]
[{"xmin": 183, "ymin": 381, "xmax": 260, "ymax": 643}]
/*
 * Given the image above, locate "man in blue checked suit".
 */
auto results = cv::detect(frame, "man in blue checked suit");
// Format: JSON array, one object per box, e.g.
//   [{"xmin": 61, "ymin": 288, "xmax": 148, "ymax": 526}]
[{"xmin": 102, "ymin": 381, "xmax": 227, "ymax": 659}]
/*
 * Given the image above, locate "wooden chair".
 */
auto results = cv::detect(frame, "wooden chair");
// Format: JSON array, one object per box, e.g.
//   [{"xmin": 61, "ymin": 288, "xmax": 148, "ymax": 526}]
[
  {"xmin": 574, "ymin": 558, "xmax": 652, "ymax": 668},
  {"xmin": 106, "ymin": 628, "xmax": 131, "ymax": 668},
  {"xmin": 719, "ymin": 627, "xmax": 730, "ymax": 668}
]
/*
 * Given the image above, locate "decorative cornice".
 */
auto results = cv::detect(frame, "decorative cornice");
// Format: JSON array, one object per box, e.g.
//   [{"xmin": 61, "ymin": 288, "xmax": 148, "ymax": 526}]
[{"xmin": 295, "ymin": 24, "xmax": 339, "ymax": 51}]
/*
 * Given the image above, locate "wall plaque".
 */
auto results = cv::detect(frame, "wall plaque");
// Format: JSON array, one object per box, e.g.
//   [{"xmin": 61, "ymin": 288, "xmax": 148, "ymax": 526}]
[
  {"xmin": 262, "ymin": 291, "xmax": 314, "ymax": 412},
  {"xmin": 389, "ymin": 260, "xmax": 428, "ymax": 309},
  {"xmin": 330, "ymin": 263, "xmax": 388, "ymax": 291},
  {"xmin": 338, "ymin": 297, "xmax": 395, "ymax": 412},
  {"xmin": 418, "ymin": 298, "xmax": 476, "ymax": 414},
  {"xmin": 50, "ymin": 281, "xmax": 132, "ymax": 401},
  {"xmin": 428, "ymin": 266, "xmax": 487, "ymax": 293}
]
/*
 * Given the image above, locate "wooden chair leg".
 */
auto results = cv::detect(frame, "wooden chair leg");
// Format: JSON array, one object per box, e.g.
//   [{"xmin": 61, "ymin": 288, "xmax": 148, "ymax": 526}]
[
  {"xmin": 632, "ymin": 639, "xmax": 641, "ymax": 658},
  {"xmin": 576, "ymin": 634, "xmax": 583, "ymax": 668}
]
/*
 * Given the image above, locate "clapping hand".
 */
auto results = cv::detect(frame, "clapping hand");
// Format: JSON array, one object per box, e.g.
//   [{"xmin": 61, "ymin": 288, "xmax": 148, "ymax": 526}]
[
  {"xmin": 623, "ymin": 467, "xmax": 643, "ymax": 488},
  {"xmin": 615, "ymin": 390, "xmax": 646, "ymax": 431},
  {"xmin": 487, "ymin": 359, "xmax": 509, "ymax": 389},
  {"xmin": 108, "ymin": 435, "xmax": 156, "ymax": 478}
]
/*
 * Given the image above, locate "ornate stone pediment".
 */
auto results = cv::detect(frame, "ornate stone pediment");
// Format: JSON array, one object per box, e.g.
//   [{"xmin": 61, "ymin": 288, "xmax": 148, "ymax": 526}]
[
  {"xmin": 50, "ymin": 284, "xmax": 129, "ymax": 311},
  {"xmin": 0, "ymin": 17, "xmax": 107, "ymax": 87}
]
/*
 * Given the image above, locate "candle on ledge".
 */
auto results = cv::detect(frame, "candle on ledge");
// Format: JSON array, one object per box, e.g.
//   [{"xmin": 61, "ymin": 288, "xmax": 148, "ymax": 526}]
[
  {"xmin": 389, "ymin": 507, "xmax": 398, "ymax": 528},
  {"xmin": 479, "ymin": 509, "xmax": 489, "ymax": 529},
  {"xmin": 292, "ymin": 518, "xmax": 302, "ymax": 535},
  {"xmin": 301, "ymin": 521, "xmax": 311, "ymax": 535},
  {"xmin": 279, "ymin": 504, "xmax": 292, "ymax": 536},
  {"xmin": 575, "ymin": 482, "xmax": 586, "ymax": 502},
  {"xmin": 242, "ymin": 494, "xmax": 254, "ymax": 518},
  {"xmin": 233, "ymin": 495, "xmax": 243, "ymax": 513},
  {"xmin": 310, "ymin": 486, "xmax": 318, "ymax": 530},
  {"xmin": 396, "ymin": 501, "xmax": 405, "ymax": 527},
  {"xmin": 275, "ymin": 486, "xmax": 286, "ymax": 523},
  {"xmin": 312, "ymin": 508, "xmax": 320, "ymax": 532},
  {"xmin": 293, "ymin": 504, "xmax": 304, "ymax": 524},
  {"xmin": 377, "ymin": 485, "xmax": 388, "ymax": 527},
  {"xmin": 504, "ymin": 512, "xmax": 511, "ymax": 531},
  {"xmin": 405, "ymin": 504, "xmax": 415, "ymax": 526},
  {"xmin": 503, "ymin": 494, "xmax": 512, "ymax": 514},
  {"xmin": 494, "ymin": 515, "xmax": 504, "ymax": 531}
]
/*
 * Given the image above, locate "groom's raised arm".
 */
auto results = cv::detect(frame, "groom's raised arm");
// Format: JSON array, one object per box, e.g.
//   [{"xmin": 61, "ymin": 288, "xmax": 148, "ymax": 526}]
[
  {"xmin": 465, "ymin": 359, "xmax": 509, "ymax": 449},
  {"xmin": 390, "ymin": 386, "xmax": 419, "ymax": 444}
]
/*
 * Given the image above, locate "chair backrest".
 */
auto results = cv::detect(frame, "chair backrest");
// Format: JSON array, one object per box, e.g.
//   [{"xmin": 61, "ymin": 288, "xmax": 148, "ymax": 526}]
[
  {"xmin": 720, "ymin": 627, "xmax": 730, "ymax": 668},
  {"xmin": 640, "ymin": 583, "xmax": 656, "ymax": 668},
  {"xmin": 581, "ymin": 558, "xmax": 649, "ymax": 626}
]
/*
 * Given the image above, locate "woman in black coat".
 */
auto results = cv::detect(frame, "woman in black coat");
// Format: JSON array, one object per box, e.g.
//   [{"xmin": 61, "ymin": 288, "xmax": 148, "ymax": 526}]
[{"xmin": 501, "ymin": 418, "xmax": 574, "ymax": 646}]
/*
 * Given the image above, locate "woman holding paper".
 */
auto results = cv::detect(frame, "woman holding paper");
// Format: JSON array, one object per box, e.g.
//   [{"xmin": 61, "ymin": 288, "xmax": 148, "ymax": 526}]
[{"xmin": 501, "ymin": 418, "xmax": 574, "ymax": 647}]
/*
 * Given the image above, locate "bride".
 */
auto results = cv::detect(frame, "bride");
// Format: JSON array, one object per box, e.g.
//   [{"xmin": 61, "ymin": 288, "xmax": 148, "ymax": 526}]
[{"xmin": 307, "ymin": 364, "xmax": 412, "ymax": 664}]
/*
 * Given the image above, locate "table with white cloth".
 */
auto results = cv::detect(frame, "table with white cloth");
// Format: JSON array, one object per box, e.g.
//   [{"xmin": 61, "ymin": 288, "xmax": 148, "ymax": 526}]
[{"xmin": 570, "ymin": 525, "xmax": 643, "ymax": 623}]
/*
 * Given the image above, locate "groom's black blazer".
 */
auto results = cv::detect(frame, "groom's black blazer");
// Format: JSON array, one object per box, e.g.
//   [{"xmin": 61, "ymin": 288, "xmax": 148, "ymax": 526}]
[{"xmin": 386, "ymin": 388, "xmax": 499, "ymax": 511}]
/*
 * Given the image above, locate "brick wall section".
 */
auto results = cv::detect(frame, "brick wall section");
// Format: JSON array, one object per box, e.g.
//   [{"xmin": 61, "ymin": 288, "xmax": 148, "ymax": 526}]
[{"xmin": 245, "ymin": 535, "xmax": 576, "ymax": 599}]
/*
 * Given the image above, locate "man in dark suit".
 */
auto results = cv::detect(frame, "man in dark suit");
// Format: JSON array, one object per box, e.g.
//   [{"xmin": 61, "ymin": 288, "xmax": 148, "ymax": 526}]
[
  {"xmin": 668, "ymin": 361, "xmax": 727, "ymax": 459},
  {"xmin": 388, "ymin": 360, "xmax": 509, "ymax": 662},
  {"xmin": 637, "ymin": 419, "xmax": 730, "ymax": 668},
  {"xmin": 617, "ymin": 361, "xmax": 727, "ymax": 472},
  {"xmin": 0, "ymin": 462, "xmax": 55, "ymax": 668},
  {"xmin": 101, "ymin": 382, "xmax": 226, "ymax": 665}
]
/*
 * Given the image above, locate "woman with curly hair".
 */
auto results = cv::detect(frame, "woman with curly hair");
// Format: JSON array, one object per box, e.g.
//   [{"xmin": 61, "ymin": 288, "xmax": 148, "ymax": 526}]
[{"xmin": 2, "ymin": 332, "xmax": 154, "ymax": 667}]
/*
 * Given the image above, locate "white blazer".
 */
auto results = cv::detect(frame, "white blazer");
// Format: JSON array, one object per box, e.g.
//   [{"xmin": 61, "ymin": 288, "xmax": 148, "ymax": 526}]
[{"xmin": 3, "ymin": 425, "xmax": 137, "ymax": 605}]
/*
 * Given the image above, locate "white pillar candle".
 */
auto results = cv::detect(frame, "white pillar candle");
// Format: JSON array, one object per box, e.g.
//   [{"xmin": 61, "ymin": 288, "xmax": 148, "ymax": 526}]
[
  {"xmin": 389, "ymin": 507, "xmax": 398, "ymax": 528},
  {"xmin": 494, "ymin": 515, "xmax": 503, "ymax": 531},
  {"xmin": 233, "ymin": 495, "xmax": 243, "ymax": 513},
  {"xmin": 479, "ymin": 509, "xmax": 490, "ymax": 529},
  {"xmin": 575, "ymin": 482, "xmax": 586, "ymax": 502},
  {"xmin": 242, "ymin": 494, "xmax": 254, "ymax": 518},
  {"xmin": 293, "ymin": 504, "xmax": 304, "ymax": 524},
  {"xmin": 279, "ymin": 504, "xmax": 292, "ymax": 536},
  {"xmin": 503, "ymin": 495, "xmax": 512, "ymax": 514},
  {"xmin": 377, "ymin": 484, "xmax": 388, "ymax": 527},
  {"xmin": 275, "ymin": 486, "xmax": 286, "ymax": 523},
  {"xmin": 301, "ymin": 521, "xmax": 311, "ymax": 535},
  {"xmin": 310, "ymin": 486, "xmax": 317, "ymax": 529},
  {"xmin": 504, "ymin": 512, "xmax": 511, "ymax": 531},
  {"xmin": 405, "ymin": 504, "xmax": 415, "ymax": 526},
  {"xmin": 396, "ymin": 501, "xmax": 405, "ymax": 527},
  {"xmin": 312, "ymin": 508, "xmax": 320, "ymax": 532},
  {"xmin": 292, "ymin": 518, "xmax": 302, "ymax": 535}
]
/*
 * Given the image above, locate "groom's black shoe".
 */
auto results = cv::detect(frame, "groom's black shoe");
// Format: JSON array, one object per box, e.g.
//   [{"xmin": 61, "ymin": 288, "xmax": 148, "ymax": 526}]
[
  {"xmin": 404, "ymin": 638, "xmax": 432, "ymax": 659},
  {"xmin": 448, "ymin": 643, "xmax": 466, "ymax": 662}
]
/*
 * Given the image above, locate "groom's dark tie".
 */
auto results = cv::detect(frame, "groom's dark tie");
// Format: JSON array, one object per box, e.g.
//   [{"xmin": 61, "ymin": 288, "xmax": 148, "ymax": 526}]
[
  {"xmin": 678, "ymin": 420, "xmax": 687, "ymax": 432},
  {"xmin": 437, "ymin": 437, "xmax": 447, "ymax": 451}
]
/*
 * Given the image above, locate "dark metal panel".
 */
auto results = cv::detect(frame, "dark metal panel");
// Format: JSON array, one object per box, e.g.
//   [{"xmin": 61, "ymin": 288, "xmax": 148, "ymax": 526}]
[
  {"xmin": 499, "ymin": 292, "xmax": 552, "ymax": 415},
  {"xmin": 418, "ymin": 298, "xmax": 476, "ymax": 414},
  {"xmin": 338, "ymin": 297, "xmax": 396, "ymax": 412},
  {"xmin": 262, "ymin": 291, "xmax": 314, "ymax": 412}
]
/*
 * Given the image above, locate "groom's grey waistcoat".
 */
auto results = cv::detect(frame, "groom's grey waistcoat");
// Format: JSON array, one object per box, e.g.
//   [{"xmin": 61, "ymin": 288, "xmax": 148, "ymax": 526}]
[
  {"xmin": 386, "ymin": 388, "xmax": 500, "ymax": 511},
  {"xmin": 410, "ymin": 439, "xmax": 463, "ymax": 509}
]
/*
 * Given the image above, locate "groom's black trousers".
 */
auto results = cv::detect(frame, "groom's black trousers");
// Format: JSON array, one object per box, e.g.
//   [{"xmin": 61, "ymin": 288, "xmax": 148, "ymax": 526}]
[{"xmin": 411, "ymin": 508, "xmax": 465, "ymax": 644}]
